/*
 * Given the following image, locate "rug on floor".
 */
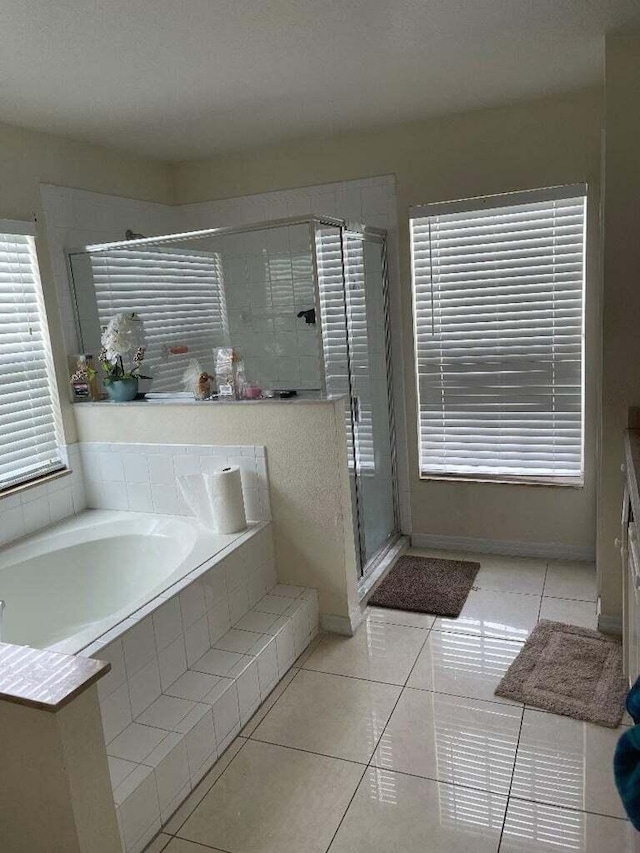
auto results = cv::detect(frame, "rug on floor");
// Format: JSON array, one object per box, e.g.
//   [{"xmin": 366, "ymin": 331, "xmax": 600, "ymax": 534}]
[
  {"xmin": 494, "ymin": 619, "xmax": 627, "ymax": 728},
  {"xmin": 368, "ymin": 554, "xmax": 480, "ymax": 617}
]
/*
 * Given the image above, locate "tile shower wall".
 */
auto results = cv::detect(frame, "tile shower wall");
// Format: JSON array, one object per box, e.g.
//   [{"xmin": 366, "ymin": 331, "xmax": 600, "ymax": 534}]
[
  {"xmin": 79, "ymin": 442, "xmax": 271, "ymax": 523},
  {"xmin": 0, "ymin": 444, "xmax": 87, "ymax": 548}
]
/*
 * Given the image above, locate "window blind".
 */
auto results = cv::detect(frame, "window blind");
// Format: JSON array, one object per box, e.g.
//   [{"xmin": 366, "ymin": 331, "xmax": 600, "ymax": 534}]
[
  {"xmin": 410, "ymin": 186, "xmax": 586, "ymax": 482},
  {"xmin": 0, "ymin": 224, "xmax": 64, "ymax": 490},
  {"xmin": 89, "ymin": 246, "xmax": 229, "ymax": 391}
]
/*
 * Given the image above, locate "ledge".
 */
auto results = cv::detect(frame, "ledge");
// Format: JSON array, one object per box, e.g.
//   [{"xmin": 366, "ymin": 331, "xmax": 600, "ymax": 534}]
[{"xmin": 0, "ymin": 642, "xmax": 110, "ymax": 712}]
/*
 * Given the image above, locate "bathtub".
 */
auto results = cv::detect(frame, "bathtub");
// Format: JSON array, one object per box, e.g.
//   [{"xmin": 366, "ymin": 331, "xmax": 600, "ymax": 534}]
[{"xmin": 0, "ymin": 509, "xmax": 249, "ymax": 655}]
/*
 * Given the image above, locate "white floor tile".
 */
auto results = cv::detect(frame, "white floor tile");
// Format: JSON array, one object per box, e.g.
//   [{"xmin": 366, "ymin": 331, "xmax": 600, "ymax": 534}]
[
  {"xmin": 372, "ymin": 688, "xmax": 522, "ymax": 794},
  {"xmin": 328, "ymin": 767, "xmax": 507, "ymax": 853},
  {"xmin": 539, "ymin": 597, "xmax": 598, "ymax": 630},
  {"xmin": 303, "ymin": 620, "xmax": 427, "ymax": 684},
  {"xmin": 544, "ymin": 561, "xmax": 597, "ymax": 602},
  {"xmin": 474, "ymin": 555, "xmax": 547, "ymax": 596},
  {"xmin": 365, "ymin": 606, "xmax": 436, "ymax": 630},
  {"xmin": 178, "ymin": 740, "xmax": 363, "ymax": 853},
  {"xmin": 407, "ymin": 630, "xmax": 525, "ymax": 705},
  {"xmin": 499, "ymin": 799, "xmax": 636, "ymax": 852},
  {"xmin": 511, "ymin": 709, "xmax": 628, "ymax": 819},
  {"xmin": 435, "ymin": 588, "xmax": 539, "ymax": 642},
  {"xmin": 253, "ymin": 669, "xmax": 401, "ymax": 763}
]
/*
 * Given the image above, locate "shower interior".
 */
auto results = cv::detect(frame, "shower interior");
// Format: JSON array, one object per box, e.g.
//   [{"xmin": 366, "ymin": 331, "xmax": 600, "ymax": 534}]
[{"xmin": 68, "ymin": 215, "xmax": 400, "ymax": 583}]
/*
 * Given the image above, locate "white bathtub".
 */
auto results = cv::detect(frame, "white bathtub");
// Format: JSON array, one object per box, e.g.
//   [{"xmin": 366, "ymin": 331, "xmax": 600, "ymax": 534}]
[{"xmin": 0, "ymin": 509, "xmax": 247, "ymax": 655}]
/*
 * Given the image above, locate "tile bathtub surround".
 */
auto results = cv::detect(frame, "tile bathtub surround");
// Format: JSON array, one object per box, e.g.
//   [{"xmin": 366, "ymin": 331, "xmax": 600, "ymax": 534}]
[
  {"xmin": 79, "ymin": 523, "xmax": 318, "ymax": 853},
  {"xmin": 79, "ymin": 441, "xmax": 270, "ymax": 522},
  {"xmin": 0, "ymin": 444, "xmax": 87, "ymax": 549}
]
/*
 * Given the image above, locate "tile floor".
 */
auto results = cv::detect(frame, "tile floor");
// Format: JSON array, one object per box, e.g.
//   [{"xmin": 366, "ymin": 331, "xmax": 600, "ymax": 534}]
[{"xmin": 143, "ymin": 550, "xmax": 638, "ymax": 853}]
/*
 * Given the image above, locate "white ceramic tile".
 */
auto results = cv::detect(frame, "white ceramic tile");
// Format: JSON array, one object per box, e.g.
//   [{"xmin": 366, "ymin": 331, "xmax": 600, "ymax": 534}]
[
  {"xmin": 137, "ymin": 695, "xmax": 197, "ymax": 731},
  {"xmin": 129, "ymin": 658, "xmax": 162, "ymax": 717},
  {"xmin": 126, "ymin": 482, "xmax": 153, "ymax": 513},
  {"xmin": 108, "ymin": 722, "xmax": 169, "ymax": 763},
  {"xmin": 165, "ymin": 670, "xmax": 222, "ymax": 703},
  {"xmin": 96, "ymin": 639, "xmax": 127, "ymax": 701},
  {"xmin": 366, "ymin": 606, "xmax": 436, "ymax": 630},
  {"xmin": 512, "ymin": 709, "xmax": 628, "ymax": 819},
  {"xmin": 275, "ymin": 619, "xmax": 296, "ymax": 674},
  {"xmin": 255, "ymin": 669, "xmax": 400, "ymax": 763},
  {"xmin": 214, "ymin": 628, "xmax": 267, "ymax": 655},
  {"xmin": 22, "ymin": 495, "xmax": 51, "ymax": 533},
  {"xmin": 118, "ymin": 768, "xmax": 160, "ymax": 851},
  {"xmin": 254, "ymin": 594, "xmax": 293, "ymax": 615},
  {"xmin": 146, "ymin": 735, "xmax": 191, "ymax": 823},
  {"xmin": 184, "ymin": 708, "xmax": 217, "ymax": 785},
  {"xmin": 435, "ymin": 588, "xmax": 539, "ymax": 642},
  {"xmin": 147, "ymin": 454, "xmax": 175, "ymax": 485},
  {"xmin": 152, "ymin": 597, "xmax": 183, "ymax": 651},
  {"xmin": 329, "ymin": 768, "xmax": 506, "ymax": 853},
  {"xmin": 474, "ymin": 554, "xmax": 547, "ymax": 596},
  {"xmin": 151, "ymin": 483, "xmax": 180, "ymax": 515},
  {"xmin": 158, "ymin": 636, "xmax": 188, "ymax": 690},
  {"xmin": 270, "ymin": 584, "xmax": 305, "ymax": 599},
  {"xmin": 100, "ymin": 681, "xmax": 133, "ymax": 743},
  {"xmin": 228, "ymin": 583, "xmax": 250, "ymax": 623},
  {"xmin": 192, "ymin": 647, "xmax": 250, "ymax": 678},
  {"xmin": 256, "ymin": 637, "xmax": 279, "ymax": 697},
  {"xmin": 372, "ymin": 688, "xmax": 521, "ymax": 794},
  {"xmin": 407, "ymin": 630, "xmax": 525, "ymax": 705},
  {"xmin": 180, "ymin": 581, "xmax": 207, "ymax": 629},
  {"xmin": 124, "ymin": 617, "xmax": 157, "ymax": 676},
  {"xmin": 122, "ymin": 452, "xmax": 150, "ymax": 484},
  {"xmin": 178, "ymin": 739, "xmax": 363, "ymax": 853},
  {"xmin": 304, "ymin": 620, "xmax": 427, "ymax": 685},
  {"xmin": 207, "ymin": 599, "xmax": 232, "ymax": 645},
  {"xmin": 236, "ymin": 658, "xmax": 261, "ymax": 724},
  {"xmin": 500, "ymin": 799, "xmax": 637, "ymax": 852},
  {"xmin": 235, "ymin": 610, "xmax": 280, "ymax": 633},
  {"xmin": 539, "ymin": 597, "xmax": 598, "ymax": 630},
  {"xmin": 211, "ymin": 682, "xmax": 241, "ymax": 744},
  {"xmin": 544, "ymin": 561, "xmax": 598, "ymax": 602},
  {"xmin": 113, "ymin": 762, "xmax": 155, "ymax": 807},
  {"xmin": 185, "ymin": 614, "xmax": 212, "ymax": 667},
  {"xmin": 108, "ymin": 756, "xmax": 138, "ymax": 790}
]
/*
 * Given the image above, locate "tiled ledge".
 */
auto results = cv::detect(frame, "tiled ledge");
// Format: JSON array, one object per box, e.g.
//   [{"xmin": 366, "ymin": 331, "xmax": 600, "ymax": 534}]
[
  {"xmin": 107, "ymin": 585, "xmax": 319, "ymax": 853},
  {"xmin": 0, "ymin": 641, "xmax": 109, "ymax": 712}
]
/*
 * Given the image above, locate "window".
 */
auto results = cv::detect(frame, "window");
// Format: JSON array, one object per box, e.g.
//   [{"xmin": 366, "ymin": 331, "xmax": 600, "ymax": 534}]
[
  {"xmin": 0, "ymin": 222, "xmax": 64, "ymax": 491},
  {"xmin": 86, "ymin": 245, "xmax": 229, "ymax": 391},
  {"xmin": 410, "ymin": 185, "xmax": 586, "ymax": 484}
]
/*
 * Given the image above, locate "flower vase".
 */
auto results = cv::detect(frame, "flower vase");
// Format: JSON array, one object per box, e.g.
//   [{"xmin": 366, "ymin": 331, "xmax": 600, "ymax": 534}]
[{"xmin": 105, "ymin": 377, "xmax": 139, "ymax": 402}]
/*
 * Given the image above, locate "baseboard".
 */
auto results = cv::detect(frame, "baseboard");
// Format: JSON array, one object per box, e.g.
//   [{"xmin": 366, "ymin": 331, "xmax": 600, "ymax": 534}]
[
  {"xmin": 410, "ymin": 533, "xmax": 594, "ymax": 563},
  {"xmin": 598, "ymin": 613, "xmax": 622, "ymax": 636}
]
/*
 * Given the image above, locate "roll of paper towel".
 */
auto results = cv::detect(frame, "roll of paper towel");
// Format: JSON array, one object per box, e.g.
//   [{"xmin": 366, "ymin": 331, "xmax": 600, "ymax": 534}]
[{"xmin": 205, "ymin": 466, "xmax": 247, "ymax": 534}]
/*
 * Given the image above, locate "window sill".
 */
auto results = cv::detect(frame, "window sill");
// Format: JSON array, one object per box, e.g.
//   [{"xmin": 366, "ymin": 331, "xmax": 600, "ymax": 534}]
[
  {"xmin": 0, "ymin": 468, "xmax": 71, "ymax": 501},
  {"xmin": 419, "ymin": 472, "xmax": 584, "ymax": 489}
]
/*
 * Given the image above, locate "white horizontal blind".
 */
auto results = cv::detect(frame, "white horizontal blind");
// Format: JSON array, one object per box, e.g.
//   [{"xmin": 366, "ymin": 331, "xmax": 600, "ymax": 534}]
[
  {"xmin": 410, "ymin": 186, "xmax": 586, "ymax": 481},
  {"xmin": 90, "ymin": 246, "xmax": 229, "ymax": 391},
  {"xmin": 0, "ymin": 227, "xmax": 64, "ymax": 490}
]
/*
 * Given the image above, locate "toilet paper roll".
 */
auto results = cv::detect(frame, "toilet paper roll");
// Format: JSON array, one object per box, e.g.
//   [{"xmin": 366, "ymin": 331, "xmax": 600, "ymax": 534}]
[{"xmin": 204, "ymin": 466, "xmax": 247, "ymax": 534}]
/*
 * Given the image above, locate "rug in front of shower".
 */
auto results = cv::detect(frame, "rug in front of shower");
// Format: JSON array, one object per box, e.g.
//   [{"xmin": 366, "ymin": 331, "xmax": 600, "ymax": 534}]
[
  {"xmin": 368, "ymin": 554, "xmax": 480, "ymax": 617},
  {"xmin": 495, "ymin": 619, "xmax": 627, "ymax": 728}
]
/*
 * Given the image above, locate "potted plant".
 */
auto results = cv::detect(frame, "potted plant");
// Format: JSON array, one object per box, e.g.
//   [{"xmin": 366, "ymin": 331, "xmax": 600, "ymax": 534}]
[{"xmin": 99, "ymin": 313, "xmax": 150, "ymax": 401}]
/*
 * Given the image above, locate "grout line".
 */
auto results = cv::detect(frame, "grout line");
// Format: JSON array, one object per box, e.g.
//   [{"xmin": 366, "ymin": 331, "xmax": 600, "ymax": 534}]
[
  {"xmin": 505, "ymin": 794, "xmax": 632, "ymax": 823},
  {"xmin": 496, "ymin": 683, "xmax": 527, "ymax": 850},
  {"xmin": 242, "ymin": 736, "xmax": 370, "ymax": 767}
]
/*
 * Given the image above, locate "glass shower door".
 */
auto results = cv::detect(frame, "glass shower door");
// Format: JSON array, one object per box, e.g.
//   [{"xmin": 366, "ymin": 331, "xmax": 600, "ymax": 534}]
[{"xmin": 343, "ymin": 232, "xmax": 398, "ymax": 576}]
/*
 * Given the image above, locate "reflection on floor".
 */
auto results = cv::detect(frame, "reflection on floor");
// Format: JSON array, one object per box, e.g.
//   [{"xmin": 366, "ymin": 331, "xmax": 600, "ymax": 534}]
[{"xmin": 144, "ymin": 550, "xmax": 638, "ymax": 853}]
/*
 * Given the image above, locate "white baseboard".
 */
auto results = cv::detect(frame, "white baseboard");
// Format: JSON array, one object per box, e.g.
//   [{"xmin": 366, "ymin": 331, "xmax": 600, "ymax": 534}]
[
  {"xmin": 598, "ymin": 613, "xmax": 622, "ymax": 635},
  {"xmin": 410, "ymin": 533, "xmax": 594, "ymax": 563}
]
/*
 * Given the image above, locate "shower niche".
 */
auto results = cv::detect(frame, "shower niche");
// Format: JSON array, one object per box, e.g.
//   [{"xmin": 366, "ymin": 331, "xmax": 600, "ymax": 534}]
[{"xmin": 68, "ymin": 215, "xmax": 399, "ymax": 581}]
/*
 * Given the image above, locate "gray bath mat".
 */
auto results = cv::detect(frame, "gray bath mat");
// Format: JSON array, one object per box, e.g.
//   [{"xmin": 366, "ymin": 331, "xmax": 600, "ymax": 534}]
[
  {"xmin": 368, "ymin": 554, "xmax": 480, "ymax": 617},
  {"xmin": 495, "ymin": 619, "xmax": 627, "ymax": 728}
]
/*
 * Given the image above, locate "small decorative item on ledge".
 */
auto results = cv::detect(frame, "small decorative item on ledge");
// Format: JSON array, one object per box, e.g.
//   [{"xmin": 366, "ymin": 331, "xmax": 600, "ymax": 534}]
[{"xmin": 99, "ymin": 313, "xmax": 150, "ymax": 402}]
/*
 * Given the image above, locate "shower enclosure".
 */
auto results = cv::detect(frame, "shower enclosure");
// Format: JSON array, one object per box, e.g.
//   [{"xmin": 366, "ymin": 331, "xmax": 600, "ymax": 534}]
[{"xmin": 68, "ymin": 215, "xmax": 399, "ymax": 583}]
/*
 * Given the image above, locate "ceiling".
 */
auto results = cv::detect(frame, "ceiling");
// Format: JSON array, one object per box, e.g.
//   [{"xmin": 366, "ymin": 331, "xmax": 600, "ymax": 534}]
[{"xmin": 1, "ymin": 1, "xmax": 639, "ymax": 162}]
